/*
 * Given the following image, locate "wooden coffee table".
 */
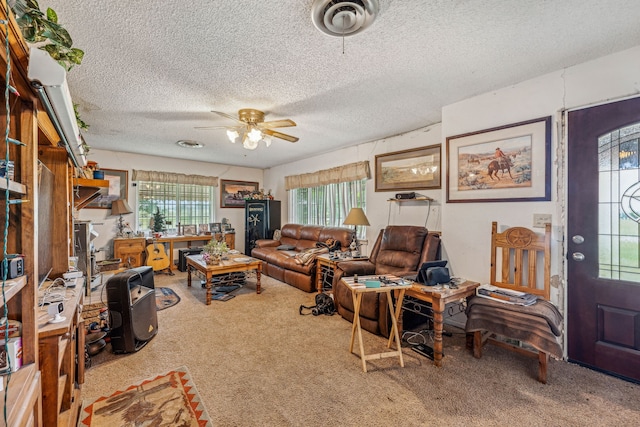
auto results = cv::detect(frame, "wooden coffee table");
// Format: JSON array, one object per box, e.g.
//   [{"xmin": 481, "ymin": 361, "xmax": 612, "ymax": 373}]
[{"xmin": 186, "ymin": 254, "xmax": 262, "ymax": 305}]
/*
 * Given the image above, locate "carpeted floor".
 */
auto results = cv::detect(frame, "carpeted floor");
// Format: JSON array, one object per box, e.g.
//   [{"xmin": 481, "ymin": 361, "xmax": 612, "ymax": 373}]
[{"xmin": 81, "ymin": 272, "xmax": 640, "ymax": 426}]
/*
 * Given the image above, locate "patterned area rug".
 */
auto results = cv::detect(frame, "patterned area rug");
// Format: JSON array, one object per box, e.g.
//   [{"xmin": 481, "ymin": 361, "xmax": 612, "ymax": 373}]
[{"xmin": 79, "ymin": 366, "xmax": 211, "ymax": 426}]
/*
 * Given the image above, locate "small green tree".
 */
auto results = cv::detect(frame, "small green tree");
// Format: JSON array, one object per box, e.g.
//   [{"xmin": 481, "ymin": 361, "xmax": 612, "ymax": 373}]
[{"xmin": 151, "ymin": 208, "xmax": 166, "ymax": 233}]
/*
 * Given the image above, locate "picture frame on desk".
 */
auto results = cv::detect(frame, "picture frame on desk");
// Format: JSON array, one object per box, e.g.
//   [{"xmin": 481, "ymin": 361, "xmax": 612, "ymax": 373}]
[
  {"xmin": 182, "ymin": 224, "xmax": 196, "ymax": 236},
  {"xmin": 210, "ymin": 222, "xmax": 222, "ymax": 233},
  {"xmin": 85, "ymin": 169, "xmax": 128, "ymax": 209},
  {"xmin": 198, "ymin": 224, "xmax": 210, "ymax": 235}
]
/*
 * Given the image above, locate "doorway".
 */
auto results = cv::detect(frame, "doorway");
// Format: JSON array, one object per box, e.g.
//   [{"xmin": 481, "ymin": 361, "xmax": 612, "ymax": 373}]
[{"xmin": 567, "ymin": 96, "xmax": 640, "ymax": 383}]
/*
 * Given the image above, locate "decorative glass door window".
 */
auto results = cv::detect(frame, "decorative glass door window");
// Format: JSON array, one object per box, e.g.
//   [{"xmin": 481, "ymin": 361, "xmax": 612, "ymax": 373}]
[{"xmin": 599, "ymin": 122, "xmax": 640, "ymax": 282}]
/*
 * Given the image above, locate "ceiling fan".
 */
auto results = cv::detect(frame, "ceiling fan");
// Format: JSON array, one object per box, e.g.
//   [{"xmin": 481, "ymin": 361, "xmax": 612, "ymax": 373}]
[{"xmin": 196, "ymin": 109, "xmax": 299, "ymax": 150}]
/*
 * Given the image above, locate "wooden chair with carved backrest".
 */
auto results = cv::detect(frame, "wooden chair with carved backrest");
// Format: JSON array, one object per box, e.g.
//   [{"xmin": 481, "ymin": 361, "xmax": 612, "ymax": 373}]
[{"xmin": 465, "ymin": 221, "xmax": 563, "ymax": 383}]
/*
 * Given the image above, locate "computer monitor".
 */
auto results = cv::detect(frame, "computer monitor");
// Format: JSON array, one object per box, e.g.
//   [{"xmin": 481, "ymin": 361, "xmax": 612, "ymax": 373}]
[{"xmin": 416, "ymin": 260, "xmax": 448, "ymax": 284}]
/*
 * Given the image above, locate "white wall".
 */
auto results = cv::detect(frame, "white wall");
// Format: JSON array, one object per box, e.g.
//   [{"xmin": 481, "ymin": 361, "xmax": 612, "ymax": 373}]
[
  {"xmin": 265, "ymin": 44, "xmax": 640, "ymax": 309},
  {"xmin": 442, "ymin": 44, "xmax": 640, "ymax": 306},
  {"xmin": 264, "ymin": 124, "xmax": 444, "ymax": 254},
  {"xmin": 78, "ymin": 149, "xmax": 263, "ymax": 260}
]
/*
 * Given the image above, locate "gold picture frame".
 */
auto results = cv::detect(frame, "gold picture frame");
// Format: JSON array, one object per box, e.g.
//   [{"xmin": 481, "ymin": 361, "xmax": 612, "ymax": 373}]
[{"xmin": 375, "ymin": 145, "xmax": 441, "ymax": 192}]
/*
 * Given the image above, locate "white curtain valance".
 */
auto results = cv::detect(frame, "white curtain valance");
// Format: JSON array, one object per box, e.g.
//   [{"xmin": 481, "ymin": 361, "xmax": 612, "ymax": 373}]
[
  {"xmin": 284, "ymin": 161, "xmax": 370, "ymax": 190},
  {"xmin": 132, "ymin": 169, "xmax": 218, "ymax": 187}
]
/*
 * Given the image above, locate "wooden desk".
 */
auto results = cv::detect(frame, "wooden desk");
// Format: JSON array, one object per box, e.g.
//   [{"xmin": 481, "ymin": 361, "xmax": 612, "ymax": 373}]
[
  {"xmin": 154, "ymin": 234, "xmax": 235, "ymax": 270},
  {"xmin": 37, "ymin": 279, "xmax": 85, "ymax": 427},
  {"xmin": 186, "ymin": 254, "xmax": 262, "ymax": 305},
  {"xmin": 405, "ymin": 280, "xmax": 480, "ymax": 367},
  {"xmin": 341, "ymin": 275, "xmax": 411, "ymax": 372}
]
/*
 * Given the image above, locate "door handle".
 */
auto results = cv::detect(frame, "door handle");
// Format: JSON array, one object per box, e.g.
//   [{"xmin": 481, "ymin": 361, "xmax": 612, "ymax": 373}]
[
  {"xmin": 572, "ymin": 252, "xmax": 585, "ymax": 261},
  {"xmin": 572, "ymin": 235, "xmax": 585, "ymax": 244}
]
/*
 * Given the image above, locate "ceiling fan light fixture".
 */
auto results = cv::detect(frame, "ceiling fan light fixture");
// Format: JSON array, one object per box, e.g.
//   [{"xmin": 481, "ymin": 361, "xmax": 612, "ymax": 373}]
[
  {"xmin": 247, "ymin": 126, "xmax": 263, "ymax": 143},
  {"xmin": 242, "ymin": 134, "xmax": 259, "ymax": 150},
  {"xmin": 263, "ymin": 135, "xmax": 272, "ymax": 147},
  {"xmin": 226, "ymin": 129, "xmax": 240, "ymax": 143}
]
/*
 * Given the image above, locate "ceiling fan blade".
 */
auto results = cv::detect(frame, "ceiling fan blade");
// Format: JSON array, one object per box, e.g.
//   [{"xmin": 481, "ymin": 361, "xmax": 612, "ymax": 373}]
[
  {"xmin": 260, "ymin": 119, "xmax": 297, "ymax": 128},
  {"xmin": 262, "ymin": 128, "xmax": 298, "ymax": 143},
  {"xmin": 194, "ymin": 125, "xmax": 229, "ymax": 130},
  {"xmin": 211, "ymin": 110, "xmax": 244, "ymax": 124},
  {"xmin": 194, "ymin": 125, "xmax": 241, "ymax": 130}
]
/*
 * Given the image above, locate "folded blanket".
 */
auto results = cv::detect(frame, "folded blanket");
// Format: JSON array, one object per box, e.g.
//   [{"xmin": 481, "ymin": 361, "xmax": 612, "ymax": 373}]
[
  {"xmin": 465, "ymin": 296, "xmax": 564, "ymax": 357},
  {"xmin": 294, "ymin": 247, "xmax": 328, "ymax": 265}
]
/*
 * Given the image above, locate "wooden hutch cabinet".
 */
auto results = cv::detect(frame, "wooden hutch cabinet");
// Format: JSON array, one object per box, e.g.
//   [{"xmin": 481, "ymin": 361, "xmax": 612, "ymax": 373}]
[{"xmin": 1, "ymin": 4, "xmax": 42, "ymax": 426}]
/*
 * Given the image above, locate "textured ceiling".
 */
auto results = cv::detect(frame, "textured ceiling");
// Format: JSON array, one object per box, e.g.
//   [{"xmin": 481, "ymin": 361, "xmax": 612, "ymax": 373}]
[{"xmin": 38, "ymin": 0, "xmax": 640, "ymax": 169}]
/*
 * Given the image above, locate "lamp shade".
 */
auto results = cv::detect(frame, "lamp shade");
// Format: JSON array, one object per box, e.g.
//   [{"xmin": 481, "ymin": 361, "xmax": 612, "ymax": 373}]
[
  {"xmin": 343, "ymin": 207, "xmax": 370, "ymax": 226},
  {"xmin": 111, "ymin": 199, "xmax": 133, "ymax": 216}
]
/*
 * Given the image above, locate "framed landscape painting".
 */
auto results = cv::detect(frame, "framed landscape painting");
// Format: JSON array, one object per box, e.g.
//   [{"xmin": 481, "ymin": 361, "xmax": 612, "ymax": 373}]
[
  {"xmin": 86, "ymin": 168, "xmax": 128, "ymax": 209},
  {"xmin": 446, "ymin": 116, "xmax": 551, "ymax": 203},
  {"xmin": 375, "ymin": 145, "xmax": 441, "ymax": 192},
  {"xmin": 220, "ymin": 179, "xmax": 258, "ymax": 208}
]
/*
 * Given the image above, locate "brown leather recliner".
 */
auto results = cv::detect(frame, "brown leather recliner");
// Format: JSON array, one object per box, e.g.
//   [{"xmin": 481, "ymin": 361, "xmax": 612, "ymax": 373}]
[{"xmin": 332, "ymin": 226, "xmax": 441, "ymax": 337}]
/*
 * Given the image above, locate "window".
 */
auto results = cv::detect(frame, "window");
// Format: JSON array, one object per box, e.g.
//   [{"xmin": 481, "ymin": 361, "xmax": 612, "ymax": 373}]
[
  {"xmin": 598, "ymin": 122, "xmax": 640, "ymax": 282},
  {"xmin": 137, "ymin": 181, "xmax": 215, "ymax": 233},
  {"xmin": 288, "ymin": 179, "xmax": 367, "ymax": 238}
]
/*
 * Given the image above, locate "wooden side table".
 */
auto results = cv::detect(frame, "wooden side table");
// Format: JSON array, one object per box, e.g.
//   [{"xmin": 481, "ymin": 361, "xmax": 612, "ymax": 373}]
[
  {"xmin": 341, "ymin": 275, "xmax": 411, "ymax": 372},
  {"xmin": 315, "ymin": 254, "xmax": 368, "ymax": 293},
  {"xmin": 404, "ymin": 280, "xmax": 480, "ymax": 367},
  {"xmin": 113, "ymin": 237, "xmax": 146, "ymax": 268}
]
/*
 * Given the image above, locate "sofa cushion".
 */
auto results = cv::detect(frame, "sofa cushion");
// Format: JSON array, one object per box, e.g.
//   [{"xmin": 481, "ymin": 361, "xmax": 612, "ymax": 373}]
[
  {"xmin": 252, "ymin": 223, "xmax": 355, "ymax": 293},
  {"xmin": 277, "ymin": 244, "xmax": 296, "ymax": 250}
]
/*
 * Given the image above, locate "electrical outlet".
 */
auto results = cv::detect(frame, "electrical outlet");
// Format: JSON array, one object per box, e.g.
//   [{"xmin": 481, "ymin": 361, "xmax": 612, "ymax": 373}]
[{"xmin": 533, "ymin": 213, "xmax": 552, "ymax": 228}]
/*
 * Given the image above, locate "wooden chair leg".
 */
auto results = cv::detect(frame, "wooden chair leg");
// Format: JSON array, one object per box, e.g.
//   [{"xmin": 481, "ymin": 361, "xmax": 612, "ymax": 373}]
[
  {"xmin": 538, "ymin": 351, "xmax": 549, "ymax": 384},
  {"xmin": 473, "ymin": 331, "xmax": 482, "ymax": 359}
]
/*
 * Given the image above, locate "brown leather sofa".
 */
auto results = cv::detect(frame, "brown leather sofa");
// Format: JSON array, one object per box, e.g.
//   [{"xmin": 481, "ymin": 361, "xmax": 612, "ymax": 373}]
[
  {"xmin": 251, "ymin": 223, "xmax": 354, "ymax": 292},
  {"xmin": 332, "ymin": 226, "xmax": 441, "ymax": 337}
]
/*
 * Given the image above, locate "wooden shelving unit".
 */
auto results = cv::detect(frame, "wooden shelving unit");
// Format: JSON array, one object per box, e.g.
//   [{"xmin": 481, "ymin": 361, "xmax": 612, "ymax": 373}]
[
  {"xmin": 72, "ymin": 177, "xmax": 109, "ymax": 209},
  {"xmin": 0, "ymin": 178, "xmax": 26, "ymax": 194}
]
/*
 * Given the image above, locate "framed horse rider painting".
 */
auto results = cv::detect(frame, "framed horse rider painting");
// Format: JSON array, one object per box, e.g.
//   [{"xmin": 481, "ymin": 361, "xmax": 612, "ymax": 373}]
[{"xmin": 446, "ymin": 116, "xmax": 551, "ymax": 203}]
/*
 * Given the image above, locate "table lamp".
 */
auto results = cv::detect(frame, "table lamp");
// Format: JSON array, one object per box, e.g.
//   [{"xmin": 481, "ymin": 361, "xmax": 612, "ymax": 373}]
[
  {"xmin": 111, "ymin": 199, "xmax": 133, "ymax": 238},
  {"xmin": 343, "ymin": 207, "xmax": 370, "ymax": 256}
]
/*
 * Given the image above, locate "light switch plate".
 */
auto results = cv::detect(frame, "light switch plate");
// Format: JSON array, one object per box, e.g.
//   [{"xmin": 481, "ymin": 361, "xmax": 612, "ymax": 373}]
[{"xmin": 533, "ymin": 213, "xmax": 552, "ymax": 228}]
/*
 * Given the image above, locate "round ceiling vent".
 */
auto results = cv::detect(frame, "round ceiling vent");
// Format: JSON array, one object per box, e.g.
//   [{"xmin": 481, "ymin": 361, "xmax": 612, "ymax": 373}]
[{"xmin": 311, "ymin": 0, "xmax": 379, "ymax": 37}]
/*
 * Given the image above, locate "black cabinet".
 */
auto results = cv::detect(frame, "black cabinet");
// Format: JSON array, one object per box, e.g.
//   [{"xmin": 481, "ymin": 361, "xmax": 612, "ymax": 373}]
[{"xmin": 245, "ymin": 200, "xmax": 281, "ymax": 255}]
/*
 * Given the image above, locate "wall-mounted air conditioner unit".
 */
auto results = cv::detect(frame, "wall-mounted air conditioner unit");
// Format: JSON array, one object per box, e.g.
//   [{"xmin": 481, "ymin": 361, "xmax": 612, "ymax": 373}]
[{"xmin": 28, "ymin": 48, "xmax": 87, "ymax": 168}]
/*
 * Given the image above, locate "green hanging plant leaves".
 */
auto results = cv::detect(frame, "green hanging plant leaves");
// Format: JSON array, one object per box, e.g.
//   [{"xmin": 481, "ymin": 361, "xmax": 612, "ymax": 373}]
[
  {"xmin": 11, "ymin": 0, "xmax": 84, "ymax": 70},
  {"xmin": 46, "ymin": 7, "xmax": 57, "ymax": 24},
  {"xmin": 74, "ymin": 104, "xmax": 89, "ymax": 131}
]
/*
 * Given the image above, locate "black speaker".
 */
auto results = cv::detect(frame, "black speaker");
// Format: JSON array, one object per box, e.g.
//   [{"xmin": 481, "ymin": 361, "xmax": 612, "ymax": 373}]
[
  {"xmin": 106, "ymin": 266, "xmax": 158, "ymax": 353},
  {"xmin": 178, "ymin": 247, "xmax": 202, "ymax": 272},
  {"xmin": 245, "ymin": 200, "xmax": 281, "ymax": 255}
]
